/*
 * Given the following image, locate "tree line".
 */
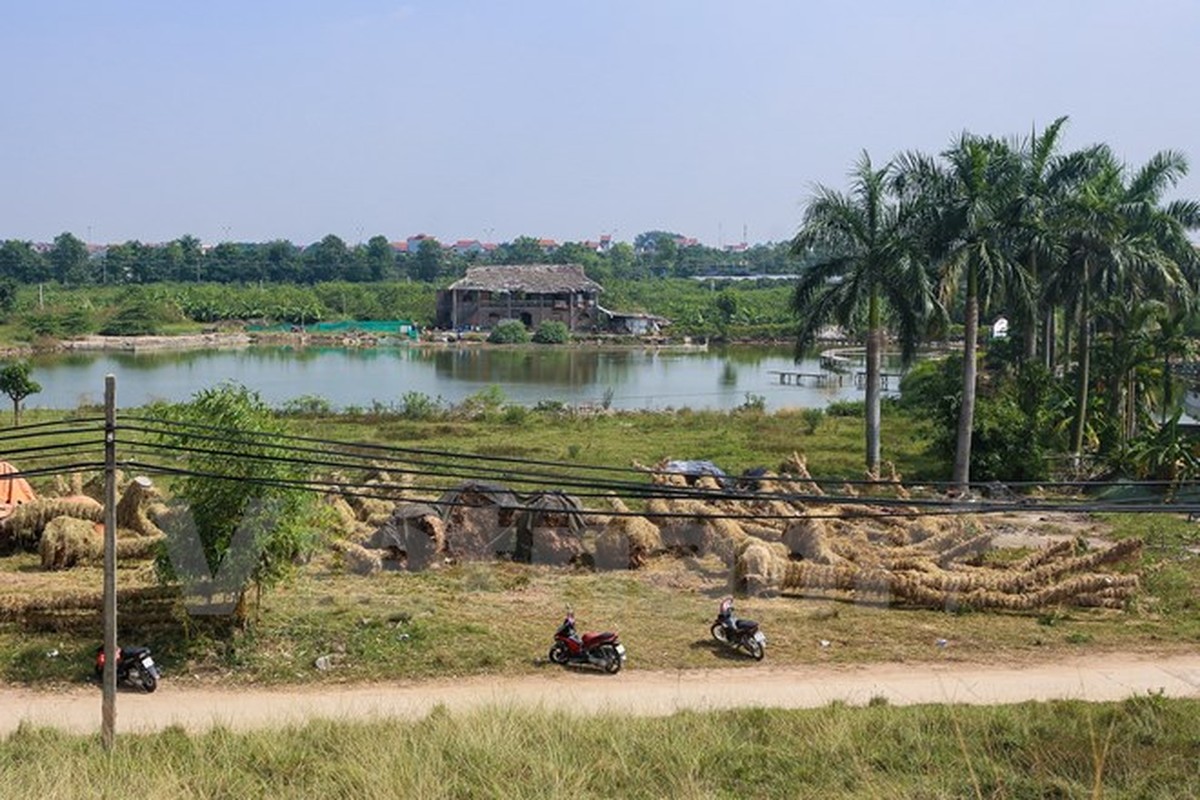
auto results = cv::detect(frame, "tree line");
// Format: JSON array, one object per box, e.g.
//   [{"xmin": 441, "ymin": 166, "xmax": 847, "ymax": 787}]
[
  {"xmin": 0, "ymin": 232, "xmax": 795, "ymax": 289},
  {"xmin": 792, "ymin": 117, "xmax": 1200, "ymax": 490}
]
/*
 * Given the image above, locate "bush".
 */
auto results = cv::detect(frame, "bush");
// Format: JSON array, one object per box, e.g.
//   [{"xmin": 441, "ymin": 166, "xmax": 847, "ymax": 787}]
[
  {"xmin": 400, "ymin": 391, "xmax": 443, "ymax": 420},
  {"xmin": 825, "ymin": 400, "xmax": 865, "ymax": 418},
  {"xmin": 487, "ymin": 320, "xmax": 530, "ymax": 344},
  {"xmin": 278, "ymin": 394, "xmax": 333, "ymax": 416},
  {"xmin": 800, "ymin": 407, "xmax": 824, "ymax": 434},
  {"xmin": 739, "ymin": 393, "xmax": 767, "ymax": 413},
  {"xmin": 151, "ymin": 383, "xmax": 319, "ymax": 622},
  {"xmin": 901, "ymin": 355, "xmax": 1052, "ymax": 482},
  {"xmin": 532, "ymin": 320, "xmax": 570, "ymax": 344}
]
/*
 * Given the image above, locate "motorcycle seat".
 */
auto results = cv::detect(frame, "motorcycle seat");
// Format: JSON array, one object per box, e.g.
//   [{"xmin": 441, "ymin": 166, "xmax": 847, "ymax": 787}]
[
  {"xmin": 582, "ymin": 632, "xmax": 616, "ymax": 647},
  {"xmin": 734, "ymin": 619, "xmax": 758, "ymax": 632}
]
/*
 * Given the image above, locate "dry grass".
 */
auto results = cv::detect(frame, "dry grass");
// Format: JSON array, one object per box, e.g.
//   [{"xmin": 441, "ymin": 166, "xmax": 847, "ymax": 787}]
[{"xmin": 2, "ymin": 697, "xmax": 1199, "ymax": 798}]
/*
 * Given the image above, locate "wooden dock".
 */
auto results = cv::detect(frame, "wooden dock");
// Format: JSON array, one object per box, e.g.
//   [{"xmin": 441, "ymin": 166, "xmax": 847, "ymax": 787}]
[
  {"xmin": 768, "ymin": 370, "xmax": 844, "ymax": 387},
  {"xmin": 853, "ymin": 371, "xmax": 904, "ymax": 390}
]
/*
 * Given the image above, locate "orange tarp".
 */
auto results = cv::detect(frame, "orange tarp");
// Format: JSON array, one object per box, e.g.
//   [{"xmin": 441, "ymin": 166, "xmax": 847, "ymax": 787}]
[{"xmin": 0, "ymin": 461, "xmax": 36, "ymax": 519}]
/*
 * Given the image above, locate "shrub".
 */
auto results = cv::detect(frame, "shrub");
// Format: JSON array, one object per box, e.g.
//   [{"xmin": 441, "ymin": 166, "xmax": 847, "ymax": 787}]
[
  {"xmin": 800, "ymin": 407, "xmax": 824, "ymax": 434},
  {"xmin": 279, "ymin": 394, "xmax": 333, "ymax": 416},
  {"xmin": 400, "ymin": 391, "xmax": 443, "ymax": 420},
  {"xmin": 531, "ymin": 320, "xmax": 570, "ymax": 344},
  {"xmin": 739, "ymin": 393, "xmax": 767, "ymax": 413},
  {"xmin": 151, "ymin": 383, "xmax": 319, "ymax": 622},
  {"xmin": 825, "ymin": 400, "xmax": 865, "ymax": 418},
  {"xmin": 458, "ymin": 385, "xmax": 507, "ymax": 418},
  {"xmin": 487, "ymin": 320, "xmax": 530, "ymax": 344}
]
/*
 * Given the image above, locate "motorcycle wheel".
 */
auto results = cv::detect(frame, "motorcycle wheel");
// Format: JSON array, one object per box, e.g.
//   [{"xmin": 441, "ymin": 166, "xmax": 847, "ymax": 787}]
[
  {"xmin": 745, "ymin": 639, "xmax": 765, "ymax": 661},
  {"xmin": 548, "ymin": 642, "xmax": 569, "ymax": 665},
  {"xmin": 600, "ymin": 645, "xmax": 622, "ymax": 674},
  {"xmin": 142, "ymin": 672, "xmax": 158, "ymax": 693},
  {"xmin": 710, "ymin": 623, "xmax": 728, "ymax": 644}
]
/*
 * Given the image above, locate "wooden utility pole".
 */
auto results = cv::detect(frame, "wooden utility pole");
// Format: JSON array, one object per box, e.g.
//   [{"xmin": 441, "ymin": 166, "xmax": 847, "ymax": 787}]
[{"xmin": 102, "ymin": 375, "xmax": 117, "ymax": 749}]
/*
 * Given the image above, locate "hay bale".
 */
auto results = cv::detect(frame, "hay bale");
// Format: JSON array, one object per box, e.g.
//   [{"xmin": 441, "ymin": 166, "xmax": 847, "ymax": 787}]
[
  {"xmin": 115, "ymin": 534, "xmax": 165, "ymax": 561},
  {"xmin": 595, "ymin": 510, "xmax": 662, "ymax": 570},
  {"xmin": 39, "ymin": 517, "xmax": 102, "ymax": 570},
  {"xmin": 736, "ymin": 538, "xmax": 787, "ymax": 596},
  {"xmin": 351, "ymin": 496, "xmax": 395, "ymax": 526},
  {"xmin": 324, "ymin": 495, "xmax": 363, "ymax": 538},
  {"xmin": 1, "ymin": 497, "xmax": 106, "ymax": 554},
  {"xmin": 781, "ymin": 517, "xmax": 845, "ymax": 564},
  {"xmin": 116, "ymin": 476, "xmax": 164, "ymax": 537},
  {"xmin": 934, "ymin": 532, "xmax": 995, "ymax": 567},
  {"xmin": 331, "ymin": 539, "xmax": 382, "ymax": 576},
  {"xmin": 515, "ymin": 492, "xmax": 586, "ymax": 563},
  {"xmin": 778, "ymin": 452, "xmax": 824, "ymax": 496},
  {"xmin": 526, "ymin": 528, "xmax": 584, "ymax": 566},
  {"xmin": 364, "ymin": 503, "xmax": 445, "ymax": 571}
]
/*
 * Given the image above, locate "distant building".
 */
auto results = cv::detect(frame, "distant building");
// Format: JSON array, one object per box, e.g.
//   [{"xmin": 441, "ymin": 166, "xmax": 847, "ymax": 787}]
[
  {"xmin": 436, "ymin": 264, "xmax": 603, "ymax": 331},
  {"xmin": 451, "ymin": 239, "xmax": 486, "ymax": 256}
]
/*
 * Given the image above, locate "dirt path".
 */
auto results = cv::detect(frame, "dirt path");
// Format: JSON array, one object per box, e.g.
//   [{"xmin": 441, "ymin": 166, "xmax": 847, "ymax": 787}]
[{"xmin": 3, "ymin": 652, "xmax": 1198, "ymax": 736}]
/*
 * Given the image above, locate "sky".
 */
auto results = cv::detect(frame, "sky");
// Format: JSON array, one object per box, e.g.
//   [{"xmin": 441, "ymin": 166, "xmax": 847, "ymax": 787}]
[{"xmin": 2, "ymin": 1, "xmax": 1198, "ymax": 248}]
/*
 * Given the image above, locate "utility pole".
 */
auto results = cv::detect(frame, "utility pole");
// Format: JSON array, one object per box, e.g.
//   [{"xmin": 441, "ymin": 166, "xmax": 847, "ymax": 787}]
[{"xmin": 101, "ymin": 375, "xmax": 117, "ymax": 749}]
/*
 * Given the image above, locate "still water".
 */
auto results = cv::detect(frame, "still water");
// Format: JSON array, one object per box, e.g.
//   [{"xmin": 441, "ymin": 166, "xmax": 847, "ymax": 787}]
[{"xmin": 27, "ymin": 345, "xmax": 882, "ymax": 412}]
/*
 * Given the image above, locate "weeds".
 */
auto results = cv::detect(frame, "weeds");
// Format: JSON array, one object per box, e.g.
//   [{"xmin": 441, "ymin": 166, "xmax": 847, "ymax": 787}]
[{"xmin": 3, "ymin": 701, "xmax": 1199, "ymax": 798}]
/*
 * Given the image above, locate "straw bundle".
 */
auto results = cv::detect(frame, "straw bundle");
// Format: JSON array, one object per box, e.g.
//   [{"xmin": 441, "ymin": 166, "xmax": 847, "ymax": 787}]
[{"xmin": 331, "ymin": 539, "xmax": 382, "ymax": 575}]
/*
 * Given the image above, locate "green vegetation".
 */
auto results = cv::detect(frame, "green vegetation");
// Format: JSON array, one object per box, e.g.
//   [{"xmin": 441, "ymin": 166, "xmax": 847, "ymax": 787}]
[
  {"xmin": 791, "ymin": 152, "xmax": 932, "ymax": 474},
  {"xmin": 0, "ymin": 362, "xmax": 40, "ymax": 426},
  {"xmin": 487, "ymin": 319, "xmax": 532, "ymax": 344},
  {"xmin": 4, "ymin": 698, "xmax": 1199, "ymax": 798},
  {"xmin": 531, "ymin": 319, "xmax": 570, "ymax": 344},
  {"xmin": 0, "ymin": 279, "xmax": 797, "ymax": 347},
  {"xmin": 149, "ymin": 384, "xmax": 320, "ymax": 620}
]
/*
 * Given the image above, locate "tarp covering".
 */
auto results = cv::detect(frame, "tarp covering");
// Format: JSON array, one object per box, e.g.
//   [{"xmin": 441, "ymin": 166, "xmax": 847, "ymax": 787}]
[{"xmin": 0, "ymin": 461, "xmax": 36, "ymax": 520}]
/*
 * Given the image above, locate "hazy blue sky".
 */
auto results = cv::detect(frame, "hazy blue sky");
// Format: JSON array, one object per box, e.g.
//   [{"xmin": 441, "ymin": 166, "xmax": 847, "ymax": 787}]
[{"xmin": 2, "ymin": 1, "xmax": 1197, "ymax": 247}]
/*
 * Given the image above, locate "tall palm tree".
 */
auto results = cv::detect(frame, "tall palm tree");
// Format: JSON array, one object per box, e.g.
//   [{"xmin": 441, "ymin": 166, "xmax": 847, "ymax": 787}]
[
  {"xmin": 895, "ymin": 135, "xmax": 1024, "ymax": 491},
  {"xmin": 1005, "ymin": 118, "xmax": 1104, "ymax": 368},
  {"xmin": 1049, "ymin": 147, "xmax": 1196, "ymax": 459},
  {"xmin": 790, "ymin": 152, "xmax": 930, "ymax": 475}
]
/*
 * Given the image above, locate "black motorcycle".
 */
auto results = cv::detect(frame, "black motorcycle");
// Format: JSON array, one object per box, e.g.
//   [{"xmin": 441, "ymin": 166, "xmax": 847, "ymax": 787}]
[
  {"xmin": 710, "ymin": 597, "xmax": 766, "ymax": 660},
  {"xmin": 94, "ymin": 644, "xmax": 160, "ymax": 692}
]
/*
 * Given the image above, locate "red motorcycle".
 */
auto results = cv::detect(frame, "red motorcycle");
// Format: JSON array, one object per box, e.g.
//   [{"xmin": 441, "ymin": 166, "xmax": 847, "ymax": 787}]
[{"xmin": 548, "ymin": 611, "xmax": 626, "ymax": 674}]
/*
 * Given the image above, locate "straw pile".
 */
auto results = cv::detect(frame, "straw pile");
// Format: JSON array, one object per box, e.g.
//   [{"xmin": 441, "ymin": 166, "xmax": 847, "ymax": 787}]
[
  {"xmin": 363, "ymin": 503, "xmax": 446, "ymax": 571},
  {"xmin": 0, "ymin": 497, "xmax": 106, "ymax": 554},
  {"xmin": 738, "ymin": 535, "xmax": 1142, "ymax": 610},
  {"xmin": 331, "ymin": 539, "xmax": 383, "ymax": 575},
  {"xmin": 594, "ymin": 496, "xmax": 663, "ymax": 570}
]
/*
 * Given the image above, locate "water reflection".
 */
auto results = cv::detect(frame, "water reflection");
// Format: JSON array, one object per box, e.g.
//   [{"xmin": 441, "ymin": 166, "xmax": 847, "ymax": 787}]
[{"xmin": 27, "ymin": 344, "xmax": 889, "ymax": 412}]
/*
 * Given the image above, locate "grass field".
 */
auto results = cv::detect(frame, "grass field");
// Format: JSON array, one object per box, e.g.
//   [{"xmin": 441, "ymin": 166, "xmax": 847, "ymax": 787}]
[
  {"xmin": 2, "ymin": 405, "xmax": 1199, "ymax": 686},
  {"xmin": 2, "ymin": 697, "xmax": 1198, "ymax": 798}
]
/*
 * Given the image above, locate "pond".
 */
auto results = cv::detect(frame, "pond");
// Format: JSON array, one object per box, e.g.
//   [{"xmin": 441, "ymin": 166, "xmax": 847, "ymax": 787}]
[{"xmin": 26, "ymin": 345, "xmax": 896, "ymax": 412}]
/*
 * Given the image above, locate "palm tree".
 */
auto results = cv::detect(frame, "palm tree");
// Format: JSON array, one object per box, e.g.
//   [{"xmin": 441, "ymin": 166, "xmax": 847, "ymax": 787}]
[
  {"xmin": 790, "ymin": 152, "xmax": 930, "ymax": 475},
  {"xmin": 1005, "ymin": 118, "xmax": 1104, "ymax": 368},
  {"xmin": 895, "ymin": 134, "xmax": 1024, "ymax": 491},
  {"xmin": 1049, "ymin": 148, "xmax": 1196, "ymax": 460}
]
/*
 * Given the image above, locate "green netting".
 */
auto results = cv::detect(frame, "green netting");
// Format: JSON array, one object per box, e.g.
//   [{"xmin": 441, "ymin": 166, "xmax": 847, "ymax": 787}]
[{"xmin": 249, "ymin": 320, "xmax": 418, "ymax": 337}]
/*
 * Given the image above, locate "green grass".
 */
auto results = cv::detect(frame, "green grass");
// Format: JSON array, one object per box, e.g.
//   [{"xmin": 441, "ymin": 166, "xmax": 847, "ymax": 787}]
[
  {"xmin": 297, "ymin": 404, "xmax": 944, "ymax": 482},
  {"xmin": 2, "ymin": 407, "xmax": 1198, "ymax": 687},
  {"xmin": 3, "ymin": 697, "xmax": 1199, "ymax": 798},
  {"xmin": 6, "ymin": 547, "xmax": 1197, "ymax": 687}
]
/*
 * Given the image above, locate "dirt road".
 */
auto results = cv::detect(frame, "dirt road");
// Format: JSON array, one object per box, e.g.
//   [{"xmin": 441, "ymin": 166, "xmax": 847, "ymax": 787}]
[{"xmin": 3, "ymin": 653, "xmax": 1198, "ymax": 736}]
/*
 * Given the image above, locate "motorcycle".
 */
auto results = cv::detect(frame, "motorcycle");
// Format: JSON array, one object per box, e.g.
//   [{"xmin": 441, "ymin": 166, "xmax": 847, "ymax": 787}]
[
  {"xmin": 547, "ymin": 611, "xmax": 626, "ymax": 674},
  {"xmin": 710, "ymin": 597, "xmax": 766, "ymax": 660},
  {"xmin": 94, "ymin": 644, "xmax": 160, "ymax": 692}
]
